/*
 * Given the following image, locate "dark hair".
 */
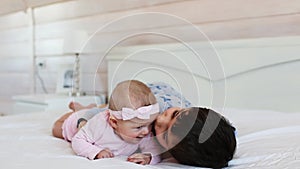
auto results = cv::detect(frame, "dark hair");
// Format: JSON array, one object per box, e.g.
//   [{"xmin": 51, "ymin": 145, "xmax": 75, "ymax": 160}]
[{"xmin": 169, "ymin": 107, "xmax": 236, "ymax": 168}]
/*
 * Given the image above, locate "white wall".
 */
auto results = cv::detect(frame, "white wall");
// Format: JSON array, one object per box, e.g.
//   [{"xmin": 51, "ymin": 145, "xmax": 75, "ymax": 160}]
[{"xmin": 0, "ymin": 0, "xmax": 299, "ymax": 113}]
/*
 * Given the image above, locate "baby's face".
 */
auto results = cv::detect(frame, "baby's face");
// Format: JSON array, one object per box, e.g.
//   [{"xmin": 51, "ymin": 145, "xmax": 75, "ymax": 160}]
[{"xmin": 115, "ymin": 113, "xmax": 158, "ymax": 144}]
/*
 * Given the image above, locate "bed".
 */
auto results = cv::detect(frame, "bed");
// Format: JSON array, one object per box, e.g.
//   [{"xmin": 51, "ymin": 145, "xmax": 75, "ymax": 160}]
[{"xmin": 1, "ymin": 36, "xmax": 300, "ymax": 168}]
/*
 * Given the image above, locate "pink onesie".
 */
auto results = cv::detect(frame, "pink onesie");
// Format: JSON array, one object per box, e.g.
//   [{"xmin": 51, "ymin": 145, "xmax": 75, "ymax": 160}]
[
  {"xmin": 61, "ymin": 109, "xmax": 91, "ymax": 142},
  {"xmin": 71, "ymin": 110, "xmax": 161, "ymax": 164}
]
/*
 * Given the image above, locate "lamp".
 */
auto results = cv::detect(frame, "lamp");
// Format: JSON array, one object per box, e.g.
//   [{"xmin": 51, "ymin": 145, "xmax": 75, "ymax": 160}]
[{"xmin": 63, "ymin": 30, "xmax": 89, "ymax": 96}]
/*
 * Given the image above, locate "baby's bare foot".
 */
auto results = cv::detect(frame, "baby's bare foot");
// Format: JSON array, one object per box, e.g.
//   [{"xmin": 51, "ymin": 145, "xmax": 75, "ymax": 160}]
[
  {"xmin": 69, "ymin": 102, "xmax": 84, "ymax": 112},
  {"xmin": 69, "ymin": 102, "xmax": 97, "ymax": 112}
]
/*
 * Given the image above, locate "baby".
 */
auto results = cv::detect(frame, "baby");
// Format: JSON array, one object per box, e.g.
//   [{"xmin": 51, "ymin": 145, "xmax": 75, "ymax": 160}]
[{"xmin": 55, "ymin": 80, "xmax": 161, "ymax": 164}]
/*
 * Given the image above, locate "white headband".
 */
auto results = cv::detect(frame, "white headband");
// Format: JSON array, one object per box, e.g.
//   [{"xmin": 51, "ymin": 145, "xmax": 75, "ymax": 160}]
[{"xmin": 109, "ymin": 103, "xmax": 159, "ymax": 120}]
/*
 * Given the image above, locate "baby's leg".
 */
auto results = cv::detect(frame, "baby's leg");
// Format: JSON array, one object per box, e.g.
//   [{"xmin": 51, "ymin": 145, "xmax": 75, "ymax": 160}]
[
  {"xmin": 52, "ymin": 103, "xmax": 108, "ymax": 140},
  {"xmin": 52, "ymin": 112, "xmax": 73, "ymax": 139},
  {"xmin": 69, "ymin": 101, "xmax": 97, "ymax": 112}
]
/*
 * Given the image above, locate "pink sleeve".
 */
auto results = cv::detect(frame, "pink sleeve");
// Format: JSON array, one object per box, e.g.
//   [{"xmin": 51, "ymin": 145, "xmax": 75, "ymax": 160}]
[
  {"xmin": 139, "ymin": 133, "xmax": 162, "ymax": 164},
  {"xmin": 71, "ymin": 113, "xmax": 106, "ymax": 160}
]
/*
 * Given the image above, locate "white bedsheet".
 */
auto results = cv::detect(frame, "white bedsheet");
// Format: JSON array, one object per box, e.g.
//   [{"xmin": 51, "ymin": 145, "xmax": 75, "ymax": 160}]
[{"xmin": 0, "ymin": 109, "xmax": 299, "ymax": 169}]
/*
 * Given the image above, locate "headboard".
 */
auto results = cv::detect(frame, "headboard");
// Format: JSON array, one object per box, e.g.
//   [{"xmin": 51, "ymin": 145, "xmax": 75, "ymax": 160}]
[{"xmin": 106, "ymin": 36, "xmax": 300, "ymax": 112}]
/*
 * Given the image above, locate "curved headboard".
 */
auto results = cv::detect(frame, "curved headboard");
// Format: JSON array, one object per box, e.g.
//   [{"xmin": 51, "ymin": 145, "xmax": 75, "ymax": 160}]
[{"xmin": 106, "ymin": 36, "xmax": 300, "ymax": 112}]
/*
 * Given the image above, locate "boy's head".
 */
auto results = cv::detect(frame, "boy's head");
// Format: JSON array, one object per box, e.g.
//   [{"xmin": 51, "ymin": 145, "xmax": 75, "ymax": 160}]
[
  {"xmin": 108, "ymin": 80, "xmax": 159, "ymax": 143},
  {"xmin": 155, "ymin": 107, "xmax": 236, "ymax": 168}
]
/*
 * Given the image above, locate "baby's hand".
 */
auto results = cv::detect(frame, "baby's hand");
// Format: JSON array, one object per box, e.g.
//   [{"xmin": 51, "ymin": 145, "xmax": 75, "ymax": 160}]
[
  {"xmin": 96, "ymin": 148, "xmax": 114, "ymax": 159},
  {"xmin": 127, "ymin": 153, "xmax": 151, "ymax": 165}
]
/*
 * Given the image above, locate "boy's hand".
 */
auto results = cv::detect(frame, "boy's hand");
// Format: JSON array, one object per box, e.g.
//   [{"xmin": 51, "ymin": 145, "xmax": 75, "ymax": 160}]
[
  {"xmin": 77, "ymin": 119, "xmax": 87, "ymax": 129},
  {"xmin": 127, "ymin": 153, "xmax": 151, "ymax": 165},
  {"xmin": 96, "ymin": 148, "xmax": 114, "ymax": 159}
]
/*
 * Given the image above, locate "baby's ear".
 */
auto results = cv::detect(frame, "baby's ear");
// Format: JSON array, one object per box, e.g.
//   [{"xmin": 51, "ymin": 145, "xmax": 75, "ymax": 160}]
[{"xmin": 109, "ymin": 115, "xmax": 118, "ymax": 129}]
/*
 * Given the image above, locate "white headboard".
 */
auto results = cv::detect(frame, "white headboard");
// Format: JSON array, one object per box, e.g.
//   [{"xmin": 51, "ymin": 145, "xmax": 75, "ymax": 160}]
[{"xmin": 106, "ymin": 36, "xmax": 300, "ymax": 112}]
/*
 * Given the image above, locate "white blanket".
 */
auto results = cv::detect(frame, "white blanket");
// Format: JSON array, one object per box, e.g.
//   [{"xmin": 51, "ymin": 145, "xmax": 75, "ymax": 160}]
[{"xmin": 1, "ymin": 109, "xmax": 300, "ymax": 168}]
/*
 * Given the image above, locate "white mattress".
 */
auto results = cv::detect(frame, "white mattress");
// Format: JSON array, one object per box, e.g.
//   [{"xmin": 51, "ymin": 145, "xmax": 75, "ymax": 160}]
[{"xmin": 1, "ymin": 109, "xmax": 299, "ymax": 169}]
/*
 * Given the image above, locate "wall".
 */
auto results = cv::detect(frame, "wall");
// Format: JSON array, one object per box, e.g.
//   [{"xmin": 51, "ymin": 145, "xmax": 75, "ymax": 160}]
[
  {"xmin": 106, "ymin": 36, "xmax": 300, "ymax": 112},
  {"xmin": 0, "ymin": 0, "xmax": 299, "ymax": 107}
]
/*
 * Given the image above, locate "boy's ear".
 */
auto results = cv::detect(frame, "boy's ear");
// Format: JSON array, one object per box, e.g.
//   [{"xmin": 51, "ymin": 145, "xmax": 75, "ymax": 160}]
[{"xmin": 109, "ymin": 115, "xmax": 118, "ymax": 129}]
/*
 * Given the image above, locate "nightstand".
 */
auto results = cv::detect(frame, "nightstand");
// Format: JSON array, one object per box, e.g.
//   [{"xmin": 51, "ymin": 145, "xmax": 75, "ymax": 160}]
[{"xmin": 12, "ymin": 94, "xmax": 105, "ymax": 114}]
